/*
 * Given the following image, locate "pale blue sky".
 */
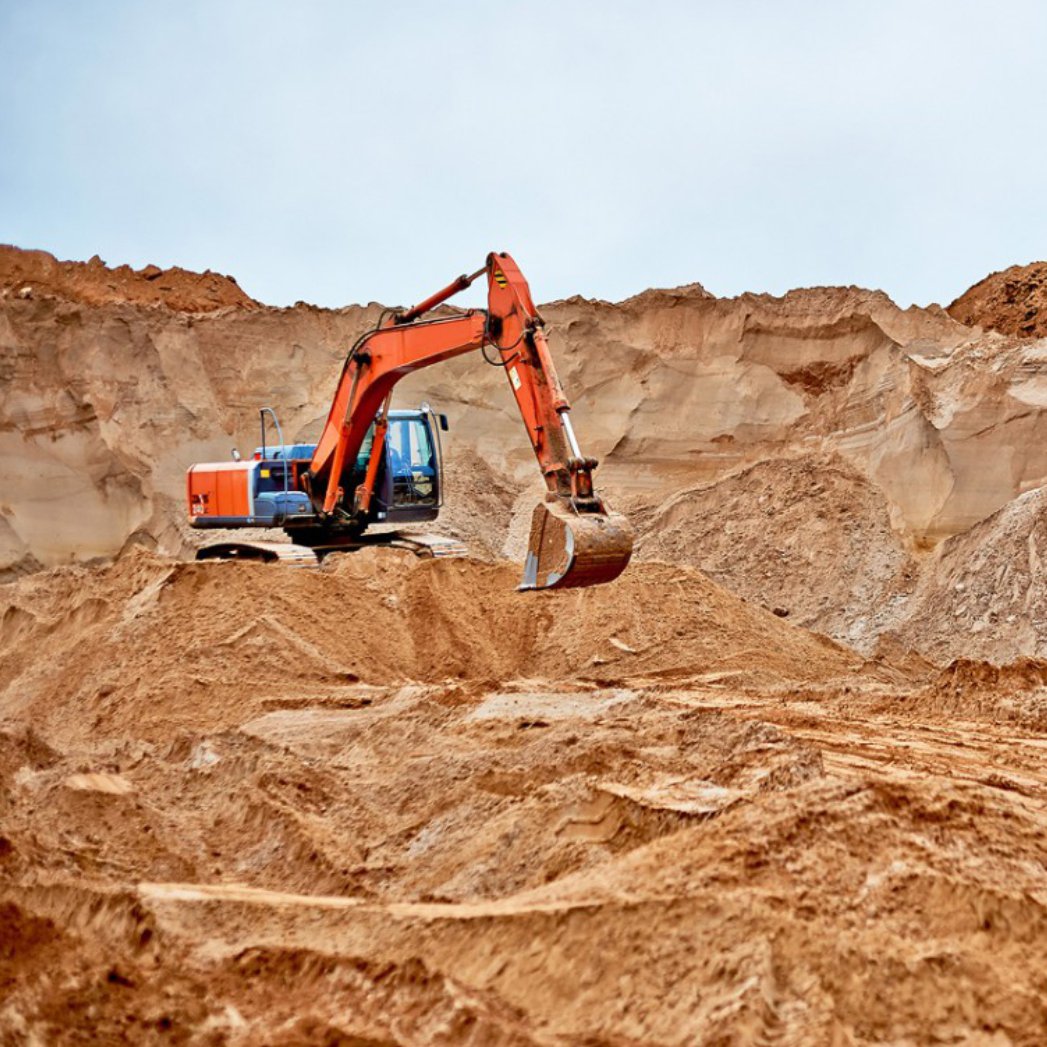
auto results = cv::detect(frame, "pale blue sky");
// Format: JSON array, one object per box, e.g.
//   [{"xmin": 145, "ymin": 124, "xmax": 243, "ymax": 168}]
[{"xmin": 2, "ymin": 1, "xmax": 1045, "ymax": 308}]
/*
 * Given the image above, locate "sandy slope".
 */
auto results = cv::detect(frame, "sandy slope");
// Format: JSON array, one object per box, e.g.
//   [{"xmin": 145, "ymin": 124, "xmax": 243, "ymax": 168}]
[
  {"xmin": 6, "ymin": 247, "xmax": 1047, "ymax": 658},
  {"xmin": 5, "ymin": 249, "xmax": 1047, "ymax": 1043},
  {"xmin": 5, "ymin": 552, "xmax": 1047, "ymax": 1043},
  {"xmin": 948, "ymin": 260, "xmax": 1047, "ymax": 339}
]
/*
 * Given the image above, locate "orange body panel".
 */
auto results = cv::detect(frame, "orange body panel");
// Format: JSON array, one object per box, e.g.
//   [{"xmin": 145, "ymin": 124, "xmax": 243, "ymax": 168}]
[{"xmin": 186, "ymin": 463, "xmax": 254, "ymax": 520}]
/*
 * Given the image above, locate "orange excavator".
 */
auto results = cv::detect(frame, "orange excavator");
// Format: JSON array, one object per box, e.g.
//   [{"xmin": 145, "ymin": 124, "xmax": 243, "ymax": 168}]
[{"xmin": 186, "ymin": 252, "xmax": 632, "ymax": 590}]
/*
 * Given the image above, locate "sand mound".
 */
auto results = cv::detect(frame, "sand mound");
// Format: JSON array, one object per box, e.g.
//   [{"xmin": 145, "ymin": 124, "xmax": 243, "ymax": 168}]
[
  {"xmin": 428, "ymin": 446, "xmax": 521, "ymax": 558},
  {"xmin": 0, "ymin": 548, "xmax": 858, "ymax": 747},
  {"xmin": 636, "ymin": 455, "xmax": 915, "ymax": 651},
  {"xmin": 889, "ymin": 486, "xmax": 1047, "ymax": 662},
  {"xmin": 4, "ymin": 241, "xmax": 1047, "ymax": 672},
  {"xmin": 5, "ymin": 548, "xmax": 1047, "ymax": 1042},
  {"xmin": 912, "ymin": 657, "xmax": 1047, "ymax": 729},
  {"xmin": 948, "ymin": 260, "xmax": 1047, "ymax": 338},
  {"xmin": 0, "ymin": 245, "xmax": 257, "ymax": 312}
]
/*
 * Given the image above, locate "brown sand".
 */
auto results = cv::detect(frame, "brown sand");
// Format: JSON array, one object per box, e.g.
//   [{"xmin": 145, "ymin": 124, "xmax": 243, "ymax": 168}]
[
  {"xmin": 635, "ymin": 454, "xmax": 917, "ymax": 651},
  {"xmin": 5, "ymin": 250, "xmax": 1047, "ymax": 1042},
  {"xmin": 948, "ymin": 260, "xmax": 1047, "ymax": 338},
  {"xmin": 5, "ymin": 551, "xmax": 1047, "ymax": 1042},
  {"xmin": 0, "ymin": 245, "xmax": 257, "ymax": 312}
]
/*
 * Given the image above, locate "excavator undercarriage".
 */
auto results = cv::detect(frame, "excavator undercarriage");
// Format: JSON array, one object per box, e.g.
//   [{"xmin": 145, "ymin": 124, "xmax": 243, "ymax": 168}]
[{"xmin": 194, "ymin": 532, "xmax": 468, "ymax": 568}]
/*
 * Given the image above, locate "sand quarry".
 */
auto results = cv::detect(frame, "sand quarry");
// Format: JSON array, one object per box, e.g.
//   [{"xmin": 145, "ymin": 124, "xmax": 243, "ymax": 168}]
[{"xmin": 4, "ymin": 247, "xmax": 1047, "ymax": 1043}]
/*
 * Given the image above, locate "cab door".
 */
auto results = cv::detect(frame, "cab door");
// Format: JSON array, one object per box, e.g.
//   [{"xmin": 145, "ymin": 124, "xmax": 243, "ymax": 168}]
[{"xmin": 381, "ymin": 413, "xmax": 441, "ymax": 522}]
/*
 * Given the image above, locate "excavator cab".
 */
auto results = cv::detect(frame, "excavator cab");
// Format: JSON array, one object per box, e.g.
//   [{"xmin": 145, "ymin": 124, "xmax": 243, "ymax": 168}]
[{"xmin": 368, "ymin": 408, "xmax": 444, "ymax": 524}]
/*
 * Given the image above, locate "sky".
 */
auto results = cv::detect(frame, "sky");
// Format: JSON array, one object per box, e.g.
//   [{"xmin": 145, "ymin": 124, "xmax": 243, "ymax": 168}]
[{"xmin": 2, "ymin": 1, "xmax": 1046, "ymax": 310}]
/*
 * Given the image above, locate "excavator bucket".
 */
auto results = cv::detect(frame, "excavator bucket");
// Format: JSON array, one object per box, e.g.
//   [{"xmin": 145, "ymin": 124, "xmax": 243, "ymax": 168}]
[{"xmin": 519, "ymin": 499, "xmax": 633, "ymax": 591}]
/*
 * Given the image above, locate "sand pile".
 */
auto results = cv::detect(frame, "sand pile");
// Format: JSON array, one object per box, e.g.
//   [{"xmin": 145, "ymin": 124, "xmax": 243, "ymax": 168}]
[
  {"xmin": 5, "ymin": 548, "xmax": 1047, "ymax": 1041},
  {"xmin": 0, "ymin": 549, "xmax": 858, "ymax": 747},
  {"xmin": 0, "ymin": 245, "xmax": 257, "ymax": 312},
  {"xmin": 428, "ymin": 446, "xmax": 522, "ymax": 559},
  {"xmin": 886, "ymin": 486, "xmax": 1047, "ymax": 663},
  {"xmin": 948, "ymin": 260, "xmax": 1047, "ymax": 338},
  {"xmin": 8, "ymin": 247, "xmax": 1047, "ymax": 1040},
  {"xmin": 3, "ymin": 242, "xmax": 1045, "ymax": 572},
  {"xmin": 6, "ymin": 243, "xmax": 1047, "ymax": 671},
  {"xmin": 636, "ymin": 454, "xmax": 915, "ymax": 650},
  {"xmin": 912, "ymin": 658, "xmax": 1047, "ymax": 729}
]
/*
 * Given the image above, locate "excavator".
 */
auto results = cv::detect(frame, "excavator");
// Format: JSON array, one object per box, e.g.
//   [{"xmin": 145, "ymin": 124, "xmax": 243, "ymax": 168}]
[{"xmin": 185, "ymin": 252, "xmax": 632, "ymax": 590}]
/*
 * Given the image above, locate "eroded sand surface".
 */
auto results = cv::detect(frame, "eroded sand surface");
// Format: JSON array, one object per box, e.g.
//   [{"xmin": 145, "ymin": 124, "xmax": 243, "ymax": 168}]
[{"xmin": 4, "ymin": 250, "xmax": 1047, "ymax": 1043}]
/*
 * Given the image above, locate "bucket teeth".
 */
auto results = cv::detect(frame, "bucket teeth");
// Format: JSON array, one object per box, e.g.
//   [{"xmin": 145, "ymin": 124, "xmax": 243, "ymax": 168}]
[{"xmin": 519, "ymin": 500, "xmax": 633, "ymax": 591}]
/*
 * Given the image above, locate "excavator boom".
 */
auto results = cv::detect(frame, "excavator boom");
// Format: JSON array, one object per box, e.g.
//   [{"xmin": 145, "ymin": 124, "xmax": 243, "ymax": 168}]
[{"xmin": 303, "ymin": 252, "xmax": 632, "ymax": 590}]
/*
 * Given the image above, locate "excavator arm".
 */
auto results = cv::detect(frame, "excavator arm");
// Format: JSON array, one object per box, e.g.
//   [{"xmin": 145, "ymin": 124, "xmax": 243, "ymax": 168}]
[{"xmin": 305, "ymin": 251, "xmax": 632, "ymax": 590}]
